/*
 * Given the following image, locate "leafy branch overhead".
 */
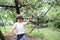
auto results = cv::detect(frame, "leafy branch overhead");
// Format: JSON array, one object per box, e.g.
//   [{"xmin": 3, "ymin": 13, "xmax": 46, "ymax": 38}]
[{"xmin": 0, "ymin": 0, "xmax": 60, "ymax": 28}]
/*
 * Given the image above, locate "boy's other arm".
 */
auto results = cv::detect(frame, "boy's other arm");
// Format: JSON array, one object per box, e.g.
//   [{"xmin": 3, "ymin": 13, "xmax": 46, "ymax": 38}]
[
  {"xmin": 7, "ymin": 26, "xmax": 15, "ymax": 36},
  {"xmin": 10, "ymin": 27, "xmax": 15, "ymax": 34},
  {"xmin": 8, "ymin": 27, "xmax": 15, "ymax": 34}
]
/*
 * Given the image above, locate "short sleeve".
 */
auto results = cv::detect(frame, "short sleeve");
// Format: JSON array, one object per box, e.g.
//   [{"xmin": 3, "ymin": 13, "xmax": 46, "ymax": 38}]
[{"xmin": 14, "ymin": 23, "xmax": 17, "ymax": 28}]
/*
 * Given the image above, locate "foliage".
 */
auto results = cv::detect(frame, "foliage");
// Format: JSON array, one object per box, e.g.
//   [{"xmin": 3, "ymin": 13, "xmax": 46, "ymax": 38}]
[
  {"xmin": 0, "ymin": 0, "xmax": 60, "ymax": 40},
  {"xmin": 0, "ymin": 0, "xmax": 60, "ymax": 28}
]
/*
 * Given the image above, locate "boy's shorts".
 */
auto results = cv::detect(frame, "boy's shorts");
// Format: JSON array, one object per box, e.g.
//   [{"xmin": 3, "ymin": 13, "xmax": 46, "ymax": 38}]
[{"xmin": 16, "ymin": 34, "xmax": 26, "ymax": 40}]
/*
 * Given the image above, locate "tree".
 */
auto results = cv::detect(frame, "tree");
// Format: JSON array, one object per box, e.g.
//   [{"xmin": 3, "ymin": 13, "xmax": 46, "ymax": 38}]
[{"xmin": 0, "ymin": 30, "xmax": 5, "ymax": 40}]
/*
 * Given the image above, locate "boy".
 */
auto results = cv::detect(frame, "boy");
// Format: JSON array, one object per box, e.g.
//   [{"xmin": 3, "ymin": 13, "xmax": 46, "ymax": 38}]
[{"xmin": 8, "ymin": 14, "xmax": 31, "ymax": 40}]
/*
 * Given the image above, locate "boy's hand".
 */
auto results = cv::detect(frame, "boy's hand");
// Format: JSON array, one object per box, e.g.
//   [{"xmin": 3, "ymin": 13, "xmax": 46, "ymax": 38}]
[
  {"xmin": 7, "ymin": 32, "xmax": 12, "ymax": 36},
  {"xmin": 28, "ymin": 17, "xmax": 31, "ymax": 21}
]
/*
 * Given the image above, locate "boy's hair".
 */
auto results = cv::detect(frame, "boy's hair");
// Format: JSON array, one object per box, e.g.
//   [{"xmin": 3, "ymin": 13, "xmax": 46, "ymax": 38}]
[{"xmin": 16, "ymin": 14, "xmax": 24, "ymax": 22}]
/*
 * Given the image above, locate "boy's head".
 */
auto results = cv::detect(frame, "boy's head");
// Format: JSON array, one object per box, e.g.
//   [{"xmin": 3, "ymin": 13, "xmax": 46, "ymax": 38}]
[{"xmin": 16, "ymin": 14, "xmax": 23, "ymax": 22}]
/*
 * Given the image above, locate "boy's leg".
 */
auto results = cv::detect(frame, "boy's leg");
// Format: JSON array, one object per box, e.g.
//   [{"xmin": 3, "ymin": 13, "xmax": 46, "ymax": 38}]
[
  {"xmin": 16, "ymin": 35, "xmax": 21, "ymax": 40},
  {"xmin": 22, "ymin": 35, "xmax": 26, "ymax": 40}
]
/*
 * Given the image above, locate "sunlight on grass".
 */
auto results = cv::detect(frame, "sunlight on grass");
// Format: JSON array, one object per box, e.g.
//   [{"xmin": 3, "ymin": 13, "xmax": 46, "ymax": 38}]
[{"xmin": 25, "ymin": 28, "xmax": 60, "ymax": 40}]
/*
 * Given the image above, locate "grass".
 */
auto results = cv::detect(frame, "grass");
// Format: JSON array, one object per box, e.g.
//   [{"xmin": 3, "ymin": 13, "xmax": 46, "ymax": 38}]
[{"xmin": 0, "ymin": 26, "xmax": 60, "ymax": 40}]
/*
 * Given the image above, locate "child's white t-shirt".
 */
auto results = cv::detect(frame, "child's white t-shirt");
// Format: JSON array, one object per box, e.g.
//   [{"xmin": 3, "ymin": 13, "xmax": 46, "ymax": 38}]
[{"xmin": 14, "ymin": 22, "xmax": 25, "ymax": 35}]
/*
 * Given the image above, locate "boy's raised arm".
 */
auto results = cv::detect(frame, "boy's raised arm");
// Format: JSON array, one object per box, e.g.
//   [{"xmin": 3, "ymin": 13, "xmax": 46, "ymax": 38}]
[{"xmin": 24, "ymin": 17, "xmax": 31, "ymax": 26}]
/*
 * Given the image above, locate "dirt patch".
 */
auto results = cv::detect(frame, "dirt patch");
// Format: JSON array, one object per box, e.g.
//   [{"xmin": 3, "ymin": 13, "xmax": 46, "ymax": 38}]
[{"xmin": 26, "ymin": 36, "xmax": 40, "ymax": 40}]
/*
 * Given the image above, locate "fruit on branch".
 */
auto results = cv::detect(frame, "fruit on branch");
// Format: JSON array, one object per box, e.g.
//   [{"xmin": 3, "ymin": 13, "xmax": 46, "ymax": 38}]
[
  {"xmin": 17, "ymin": 0, "xmax": 22, "ymax": 5},
  {"xmin": 29, "ymin": 4, "xmax": 32, "ymax": 8}
]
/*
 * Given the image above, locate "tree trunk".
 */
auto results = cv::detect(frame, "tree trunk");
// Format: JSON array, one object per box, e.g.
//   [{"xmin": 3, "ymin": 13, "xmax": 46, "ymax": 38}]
[{"xmin": 0, "ymin": 30, "xmax": 5, "ymax": 40}]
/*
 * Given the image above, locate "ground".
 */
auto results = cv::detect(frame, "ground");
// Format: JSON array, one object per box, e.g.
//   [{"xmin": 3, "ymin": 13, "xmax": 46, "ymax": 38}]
[
  {"xmin": 5, "ymin": 35, "xmax": 42, "ymax": 40},
  {"xmin": 0, "ymin": 26, "xmax": 60, "ymax": 40}
]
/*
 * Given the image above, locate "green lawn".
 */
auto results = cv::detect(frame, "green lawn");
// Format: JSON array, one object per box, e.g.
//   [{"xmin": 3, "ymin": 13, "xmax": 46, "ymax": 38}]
[{"xmin": 0, "ymin": 26, "xmax": 60, "ymax": 40}]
